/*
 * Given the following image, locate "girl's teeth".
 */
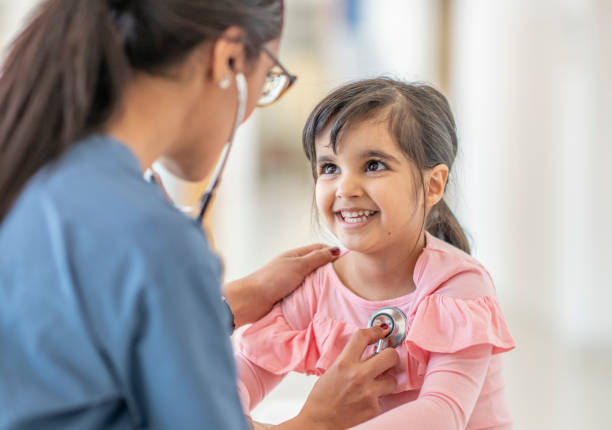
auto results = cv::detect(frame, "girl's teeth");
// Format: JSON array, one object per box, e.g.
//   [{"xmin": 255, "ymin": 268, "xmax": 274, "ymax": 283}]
[
  {"xmin": 340, "ymin": 210, "xmax": 375, "ymax": 222},
  {"xmin": 345, "ymin": 216, "xmax": 367, "ymax": 223},
  {"xmin": 341, "ymin": 210, "xmax": 374, "ymax": 217}
]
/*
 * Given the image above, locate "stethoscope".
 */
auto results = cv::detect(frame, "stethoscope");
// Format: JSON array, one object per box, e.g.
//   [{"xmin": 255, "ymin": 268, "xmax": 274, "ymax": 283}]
[
  {"xmin": 146, "ymin": 72, "xmax": 248, "ymax": 225},
  {"xmin": 368, "ymin": 307, "xmax": 407, "ymax": 354}
]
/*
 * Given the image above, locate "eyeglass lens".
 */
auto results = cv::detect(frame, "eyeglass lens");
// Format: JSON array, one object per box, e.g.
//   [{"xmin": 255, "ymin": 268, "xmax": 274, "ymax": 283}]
[{"xmin": 258, "ymin": 72, "xmax": 291, "ymax": 106}]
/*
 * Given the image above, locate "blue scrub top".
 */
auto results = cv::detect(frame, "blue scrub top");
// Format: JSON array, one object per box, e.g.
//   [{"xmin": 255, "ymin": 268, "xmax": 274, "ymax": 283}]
[{"xmin": 0, "ymin": 136, "xmax": 249, "ymax": 430}]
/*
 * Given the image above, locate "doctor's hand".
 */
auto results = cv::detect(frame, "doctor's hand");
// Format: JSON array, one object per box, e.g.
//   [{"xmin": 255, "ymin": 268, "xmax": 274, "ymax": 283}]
[
  {"xmin": 223, "ymin": 244, "xmax": 340, "ymax": 328},
  {"xmin": 272, "ymin": 326, "xmax": 399, "ymax": 430}
]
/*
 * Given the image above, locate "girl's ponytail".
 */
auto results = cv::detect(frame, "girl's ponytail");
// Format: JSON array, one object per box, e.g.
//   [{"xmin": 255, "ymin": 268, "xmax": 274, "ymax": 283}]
[
  {"xmin": 426, "ymin": 199, "xmax": 470, "ymax": 254},
  {"xmin": 0, "ymin": 0, "xmax": 130, "ymax": 222}
]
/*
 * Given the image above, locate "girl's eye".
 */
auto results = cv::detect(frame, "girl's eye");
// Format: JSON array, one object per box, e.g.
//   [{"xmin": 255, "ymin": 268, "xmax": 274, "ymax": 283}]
[
  {"xmin": 365, "ymin": 160, "xmax": 387, "ymax": 172},
  {"xmin": 319, "ymin": 163, "xmax": 339, "ymax": 175}
]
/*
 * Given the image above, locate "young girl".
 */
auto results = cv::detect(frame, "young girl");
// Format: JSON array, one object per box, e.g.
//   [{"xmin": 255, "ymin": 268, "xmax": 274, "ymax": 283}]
[{"xmin": 235, "ymin": 78, "xmax": 516, "ymax": 429}]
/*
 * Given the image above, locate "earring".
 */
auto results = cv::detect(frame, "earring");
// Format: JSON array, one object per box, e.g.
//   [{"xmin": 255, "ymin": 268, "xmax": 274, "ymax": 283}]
[{"xmin": 219, "ymin": 76, "xmax": 231, "ymax": 89}]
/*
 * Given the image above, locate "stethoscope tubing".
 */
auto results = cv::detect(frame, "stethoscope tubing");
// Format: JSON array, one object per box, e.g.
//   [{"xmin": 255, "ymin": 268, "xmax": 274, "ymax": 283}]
[
  {"xmin": 145, "ymin": 73, "xmax": 248, "ymax": 227},
  {"xmin": 196, "ymin": 73, "xmax": 248, "ymax": 224}
]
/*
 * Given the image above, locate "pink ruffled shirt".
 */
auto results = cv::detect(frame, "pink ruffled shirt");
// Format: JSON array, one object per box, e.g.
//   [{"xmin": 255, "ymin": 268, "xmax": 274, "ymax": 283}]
[{"xmin": 236, "ymin": 233, "xmax": 516, "ymax": 429}]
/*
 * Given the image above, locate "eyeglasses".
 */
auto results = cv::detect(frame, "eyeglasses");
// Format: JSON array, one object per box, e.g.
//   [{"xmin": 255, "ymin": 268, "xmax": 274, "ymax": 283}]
[{"xmin": 257, "ymin": 46, "xmax": 297, "ymax": 107}]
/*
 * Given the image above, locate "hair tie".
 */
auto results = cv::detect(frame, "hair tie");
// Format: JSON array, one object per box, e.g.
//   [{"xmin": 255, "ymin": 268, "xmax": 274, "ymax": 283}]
[{"xmin": 108, "ymin": 0, "xmax": 136, "ymax": 44}]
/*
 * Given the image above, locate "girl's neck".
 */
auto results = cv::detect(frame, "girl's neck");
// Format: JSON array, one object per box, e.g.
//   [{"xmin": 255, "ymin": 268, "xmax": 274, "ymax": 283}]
[{"xmin": 334, "ymin": 233, "xmax": 426, "ymax": 301}]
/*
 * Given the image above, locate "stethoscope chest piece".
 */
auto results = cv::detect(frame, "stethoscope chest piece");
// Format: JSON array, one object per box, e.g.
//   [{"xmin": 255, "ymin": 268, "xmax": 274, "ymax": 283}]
[{"xmin": 367, "ymin": 307, "xmax": 407, "ymax": 354}]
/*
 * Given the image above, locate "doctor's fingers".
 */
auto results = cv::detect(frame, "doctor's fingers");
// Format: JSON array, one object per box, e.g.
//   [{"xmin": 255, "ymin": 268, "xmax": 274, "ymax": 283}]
[
  {"xmin": 286, "ymin": 244, "xmax": 340, "ymax": 274},
  {"xmin": 363, "ymin": 347, "xmax": 400, "ymax": 378},
  {"xmin": 298, "ymin": 245, "xmax": 341, "ymax": 271},
  {"xmin": 340, "ymin": 327, "xmax": 390, "ymax": 362},
  {"xmin": 371, "ymin": 373, "xmax": 398, "ymax": 398}
]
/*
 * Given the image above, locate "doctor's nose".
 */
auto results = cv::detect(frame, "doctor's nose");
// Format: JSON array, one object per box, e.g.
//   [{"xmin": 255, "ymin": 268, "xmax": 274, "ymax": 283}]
[{"xmin": 335, "ymin": 173, "xmax": 363, "ymax": 199}]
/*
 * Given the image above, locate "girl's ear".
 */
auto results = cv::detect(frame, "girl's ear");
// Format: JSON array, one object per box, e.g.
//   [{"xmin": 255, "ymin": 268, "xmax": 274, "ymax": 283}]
[{"xmin": 425, "ymin": 164, "xmax": 449, "ymax": 209}]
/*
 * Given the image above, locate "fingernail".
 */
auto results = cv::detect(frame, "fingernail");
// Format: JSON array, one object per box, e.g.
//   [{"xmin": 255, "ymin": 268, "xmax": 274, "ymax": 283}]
[
  {"xmin": 380, "ymin": 323, "xmax": 389, "ymax": 330},
  {"xmin": 330, "ymin": 247, "xmax": 340, "ymax": 256}
]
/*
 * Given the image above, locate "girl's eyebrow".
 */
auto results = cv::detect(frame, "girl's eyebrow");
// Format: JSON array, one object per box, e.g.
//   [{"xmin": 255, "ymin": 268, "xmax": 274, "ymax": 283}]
[
  {"xmin": 316, "ymin": 155, "xmax": 335, "ymax": 164},
  {"xmin": 360, "ymin": 150, "xmax": 401, "ymax": 164}
]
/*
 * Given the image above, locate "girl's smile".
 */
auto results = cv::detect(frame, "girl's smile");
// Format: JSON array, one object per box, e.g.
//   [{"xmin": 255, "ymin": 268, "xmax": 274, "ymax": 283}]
[{"xmin": 335, "ymin": 208, "xmax": 379, "ymax": 227}]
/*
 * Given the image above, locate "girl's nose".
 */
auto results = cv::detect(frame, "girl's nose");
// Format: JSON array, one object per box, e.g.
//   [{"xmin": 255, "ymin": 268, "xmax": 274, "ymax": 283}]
[{"xmin": 336, "ymin": 173, "xmax": 363, "ymax": 199}]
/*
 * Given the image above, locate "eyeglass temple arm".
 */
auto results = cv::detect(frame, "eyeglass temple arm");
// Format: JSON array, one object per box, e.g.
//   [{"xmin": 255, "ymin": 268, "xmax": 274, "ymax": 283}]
[{"xmin": 261, "ymin": 45, "xmax": 296, "ymax": 81}]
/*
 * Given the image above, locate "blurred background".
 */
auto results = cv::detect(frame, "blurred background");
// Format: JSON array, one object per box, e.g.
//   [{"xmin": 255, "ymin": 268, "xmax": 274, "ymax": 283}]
[{"xmin": 2, "ymin": 0, "xmax": 611, "ymax": 428}]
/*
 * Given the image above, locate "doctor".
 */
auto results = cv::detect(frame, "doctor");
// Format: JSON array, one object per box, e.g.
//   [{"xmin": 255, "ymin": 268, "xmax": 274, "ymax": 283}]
[{"xmin": 0, "ymin": 1, "xmax": 399, "ymax": 429}]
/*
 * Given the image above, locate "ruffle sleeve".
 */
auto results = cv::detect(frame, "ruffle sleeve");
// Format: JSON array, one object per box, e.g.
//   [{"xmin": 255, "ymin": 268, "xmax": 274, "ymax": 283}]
[
  {"xmin": 404, "ymin": 294, "xmax": 516, "ymax": 375},
  {"xmin": 238, "ymin": 304, "xmax": 356, "ymax": 376}
]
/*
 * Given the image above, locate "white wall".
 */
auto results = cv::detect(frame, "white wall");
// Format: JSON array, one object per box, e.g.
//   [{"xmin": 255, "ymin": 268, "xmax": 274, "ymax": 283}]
[
  {"xmin": 0, "ymin": 0, "xmax": 39, "ymax": 57},
  {"xmin": 451, "ymin": 1, "xmax": 612, "ymax": 427},
  {"xmin": 452, "ymin": 0, "xmax": 612, "ymax": 346}
]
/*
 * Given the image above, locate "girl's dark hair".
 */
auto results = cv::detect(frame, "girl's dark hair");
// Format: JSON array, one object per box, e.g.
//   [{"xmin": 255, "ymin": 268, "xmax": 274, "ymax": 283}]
[
  {"xmin": 0, "ymin": 0, "xmax": 284, "ymax": 222},
  {"xmin": 302, "ymin": 77, "xmax": 470, "ymax": 254}
]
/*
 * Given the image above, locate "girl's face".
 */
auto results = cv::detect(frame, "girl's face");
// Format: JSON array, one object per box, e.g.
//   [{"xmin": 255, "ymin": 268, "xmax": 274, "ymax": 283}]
[{"xmin": 315, "ymin": 118, "xmax": 426, "ymax": 255}]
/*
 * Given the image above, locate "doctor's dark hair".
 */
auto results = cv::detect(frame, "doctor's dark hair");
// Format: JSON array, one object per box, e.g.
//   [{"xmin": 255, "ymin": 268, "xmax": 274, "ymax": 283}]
[
  {"xmin": 302, "ymin": 78, "xmax": 470, "ymax": 254},
  {"xmin": 0, "ymin": 0, "xmax": 284, "ymax": 223}
]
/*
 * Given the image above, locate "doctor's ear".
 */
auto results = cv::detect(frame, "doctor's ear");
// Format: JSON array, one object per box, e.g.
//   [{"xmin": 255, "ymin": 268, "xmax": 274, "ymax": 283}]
[
  {"xmin": 424, "ymin": 164, "xmax": 449, "ymax": 209},
  {"xmin": 210, "ymin": 26, "xmax": 246, "ymax": 88}
]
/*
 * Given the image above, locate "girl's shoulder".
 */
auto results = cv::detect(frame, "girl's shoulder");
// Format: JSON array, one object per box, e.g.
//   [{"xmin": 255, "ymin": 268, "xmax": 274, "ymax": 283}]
[
  {"xmin": 415, "ymin": 232, "xmax": 496, "ymax": 299},
  {"xmin": 237, "ymin": 263, "xmax": 348, "ymax": 375},
  {"xmin": 405, "ymin": 233, "xmax": 516, "ymax": 360},
  {"xmin": 279, "ymin": 262, "xmax": 337, "ymax": 330}
]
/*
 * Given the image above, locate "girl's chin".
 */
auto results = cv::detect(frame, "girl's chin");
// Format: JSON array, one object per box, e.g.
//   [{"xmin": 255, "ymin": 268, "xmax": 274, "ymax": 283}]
[{"xmin": 335, "ymin": 237, "xmax": 382, "ymax": 255}]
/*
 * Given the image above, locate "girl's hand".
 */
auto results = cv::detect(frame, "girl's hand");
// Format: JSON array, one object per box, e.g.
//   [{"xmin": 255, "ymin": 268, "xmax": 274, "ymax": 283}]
[
  {"xmin": 275, "ymin": 326, "xmax": 399, "ymax": 430},
  {"xmin": 223, "ymin": 244, "xmax": 340, "ymax": 328}
]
